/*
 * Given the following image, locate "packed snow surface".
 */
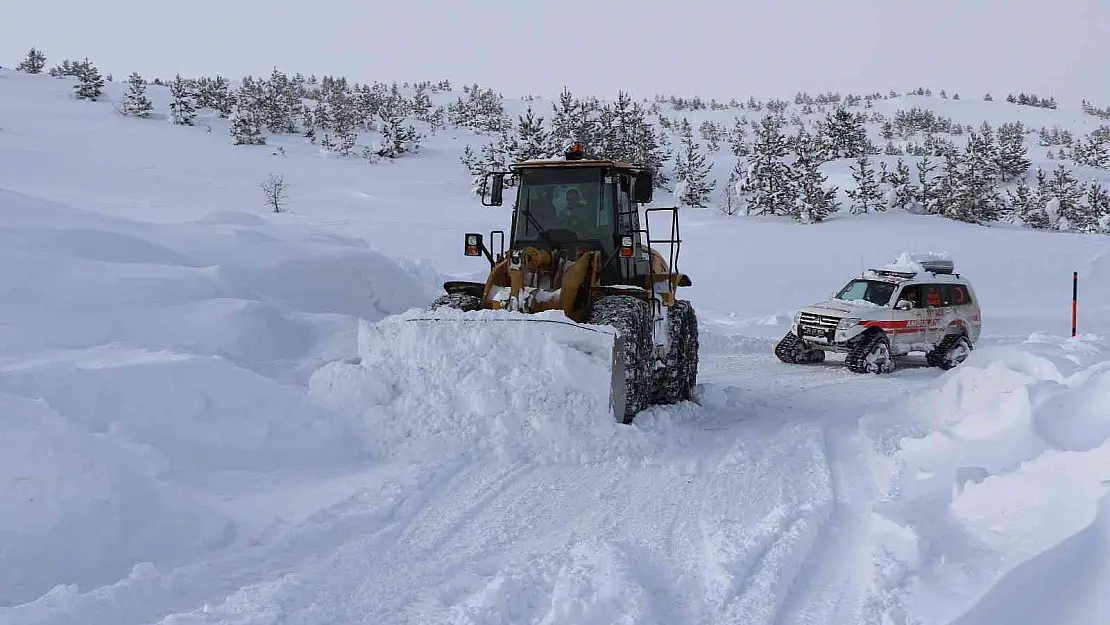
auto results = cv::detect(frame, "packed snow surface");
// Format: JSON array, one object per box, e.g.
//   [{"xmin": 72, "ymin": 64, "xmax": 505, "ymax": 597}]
[{"xmin": 3, "ymin": 69, "xmax": 1110, "ymax": 625}]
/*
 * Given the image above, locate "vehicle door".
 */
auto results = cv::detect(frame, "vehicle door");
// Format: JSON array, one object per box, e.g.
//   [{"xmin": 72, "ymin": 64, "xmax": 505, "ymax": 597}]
[
  {"xmin": 943, "ymin": 283, "xmax": 976, "ymax": 339},
  {"xmin": 895, "ymin": 284, "xmax": 929, "ymax": 346},
  {"xmin": 920, "ymin": 283, "xmax": 947, "ymax": 345}
]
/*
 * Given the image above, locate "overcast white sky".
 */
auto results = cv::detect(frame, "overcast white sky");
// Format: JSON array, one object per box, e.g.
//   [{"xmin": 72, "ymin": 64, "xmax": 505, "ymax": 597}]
[{"xmin": 3, "ymin": 0, "xmax": 1109, "ymax": 104}]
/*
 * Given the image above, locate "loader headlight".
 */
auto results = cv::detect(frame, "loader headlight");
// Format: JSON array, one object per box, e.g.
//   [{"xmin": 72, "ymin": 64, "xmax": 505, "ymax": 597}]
[
  {"xmin": 464, "ymin": 232, "xmax": 483, "ymax": 257},
  {"xmin": 837, "ymin": 317, "xmax": 860, "ymax": 329},
  {"xmin": 792, "ymin": 311, "xmax": 802, "ymax": 325},
  {"xmin": 619, "ymin": 235, "xmax": 634, "ymax": 257}
]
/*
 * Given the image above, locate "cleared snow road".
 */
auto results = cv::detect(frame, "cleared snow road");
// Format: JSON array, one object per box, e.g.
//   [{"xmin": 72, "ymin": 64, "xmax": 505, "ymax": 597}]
[{"xmin": 151, "ymin": 327, "xmax": 942, "ymax": 624}]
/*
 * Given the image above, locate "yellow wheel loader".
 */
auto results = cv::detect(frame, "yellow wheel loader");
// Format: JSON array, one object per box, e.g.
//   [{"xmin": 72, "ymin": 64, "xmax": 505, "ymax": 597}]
[{"xmin": 429, "ymin": 144, "xmax": 699, "ymax": 423}]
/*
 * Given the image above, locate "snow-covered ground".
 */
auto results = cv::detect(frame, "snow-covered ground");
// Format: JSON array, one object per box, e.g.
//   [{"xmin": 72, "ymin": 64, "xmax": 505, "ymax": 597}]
[{"xmin": 1, "ymin": 68, "xmax": 1109, "ymax": 624}]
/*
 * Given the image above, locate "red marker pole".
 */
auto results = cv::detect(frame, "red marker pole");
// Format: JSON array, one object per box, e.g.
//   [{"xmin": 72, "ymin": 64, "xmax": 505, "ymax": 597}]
[{"xmin": 1072, "ymin": 271, "xmax": 1078, "ymax": 338}]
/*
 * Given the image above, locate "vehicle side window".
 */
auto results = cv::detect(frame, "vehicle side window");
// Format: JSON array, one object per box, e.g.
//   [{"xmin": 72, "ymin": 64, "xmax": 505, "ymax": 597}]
[
  {"xmin": 923, "ymin": 284, "xmax": 944, "ymax": 308},
  {"xmin": 898, "ymin": 285, "xmax": 922, "ymax": 308},
  {"xmin": 616, "ymin": 176, "xmax": 638, "ymax": 241},
  {"xmin": 945, "ymin": 284, "xmax": 972, "ymax": 306}
]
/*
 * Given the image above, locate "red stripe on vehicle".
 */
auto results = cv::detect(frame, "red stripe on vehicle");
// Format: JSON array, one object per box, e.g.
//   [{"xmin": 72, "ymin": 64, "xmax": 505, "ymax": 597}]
[{"xmin": 860, "ymin": 320, "xmax": 910, "ymax": 329}]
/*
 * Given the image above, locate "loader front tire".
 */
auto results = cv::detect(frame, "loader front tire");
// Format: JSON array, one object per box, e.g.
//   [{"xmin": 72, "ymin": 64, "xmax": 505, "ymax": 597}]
[
  {"xmin": 588, "ymin": 295, "xmax": 653, "ymax": 424},
  {"xmin": 653, "ymin": 300, "xmax": 699, "ymax": 404}
]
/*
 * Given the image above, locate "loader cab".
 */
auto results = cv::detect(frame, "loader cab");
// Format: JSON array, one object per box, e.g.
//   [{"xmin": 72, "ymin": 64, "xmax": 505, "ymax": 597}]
[{"xmin": 479, "ymin": 152, "xmax": 655, "ymax": 286}]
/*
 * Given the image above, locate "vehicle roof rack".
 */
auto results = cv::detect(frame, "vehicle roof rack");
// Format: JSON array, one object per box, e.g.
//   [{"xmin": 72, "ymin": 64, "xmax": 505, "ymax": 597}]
[
  {"xmin": 919, "ymin": 258, "xmax": 955, "ymax": 275},
  {"xmin": 868, "ymin": 268, "xmax": 917, "ymax": 279}
]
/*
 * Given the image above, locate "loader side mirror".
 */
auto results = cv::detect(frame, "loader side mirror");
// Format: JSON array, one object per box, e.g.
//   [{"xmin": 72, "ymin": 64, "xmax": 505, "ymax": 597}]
[
  {"xmin": 464, "ymin": 232, "xmax": 484, "ymax": 257},
  {"xmin": 678, "ymin": 274, "xmax": 692, "ymax": 287},
  {"xmin": 481, "ymin": 172, "xmax": 504, "ymax": 206},
  {"xmin": 633, "ymin": 172, "xmax": 653, "ymax": 204}
]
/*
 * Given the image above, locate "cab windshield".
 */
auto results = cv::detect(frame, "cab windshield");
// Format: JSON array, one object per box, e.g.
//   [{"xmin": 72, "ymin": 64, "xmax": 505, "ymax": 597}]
[
  {"xmin": 835, "ymin": 279, "xmax": 896, "ymax": 306},
  {"xmin": 513, "ymin": 167, "xmax": 613, "ymax": 245}
]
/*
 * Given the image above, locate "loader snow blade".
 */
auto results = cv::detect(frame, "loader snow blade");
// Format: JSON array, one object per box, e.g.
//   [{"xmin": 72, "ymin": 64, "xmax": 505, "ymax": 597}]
[{"xmin": 358, "ymin": 307, "xmax": 628, "ymax": 423}]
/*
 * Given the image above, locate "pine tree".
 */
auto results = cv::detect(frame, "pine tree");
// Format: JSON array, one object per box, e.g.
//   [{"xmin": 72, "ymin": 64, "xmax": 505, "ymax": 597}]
[
  {"xmin": 1070, "ymin": 134, "xmax": 1110, "ymax": 168},
  {"xmin": 917, "ymin": 155, "xmax": 937, "ymax": 212},
  {"xmin": 673, "ymin": 119, "xmax": 715, "ymax": 208},
  {"xmin": 16, "ymin": 47, "xmax": 47, "ymax": 73},
  {"xmin": 718, "ymin": 168, "xmax": 745, "ymax": 216},
  {"xmin": 950, "ymin": 131, "xmax": 1000, "ymax": 223},
  {"xmin": 889, "ymin": 158, "xmax": 917, "ymax": 210},
  {"xmin": 547, "ymin": 87, "xmax": 582, "ymax": 154},
  {"xmin": 73, "ymin": 58, "xmax": 103, "ymax": 101},
  {"xmin": 976, "ymin": 122, "xmax": 1000, "ymax": 180},
  {"xmin": 996, "ymin": 122, "xmax": 1031, "ymax": 181},
  {"xmin": 628, "ymin": 106, "xmax": 671, "ymax": 189},
  {"xmin": 929, "ymin": 152, "xmax": 963, "ymax": 216},
  {"xmin": 514, "ymin": 106, "xmax": 550, "ymax": 161},
  {"xmin": 230, "ymin": 82, "xmax": 265, "ymax": 145},
  {"xmin": 262, "ymin": 68, "xmax": 301, "ymax": 134},
  {"xmin": 846, "ymin": 155, "xmax": 883, "ymax": 213},
  {"xmin": 169, "ymin": 75, "xmax": 197, "ymax": 126},
  {"xmin": 729, "ymin": 117, "xmax": 750, "ymax": 156},
  {"xmin": 1003, "ymin": 177, "xmax": 1034, "ymax": 224},
  {"xmin": 746, "ymin": 114, "xmax": 794, "ymax": 216},
  {"xmin": 121, "ymin": 72, "xmax": 153, "ymax": 117},
  {"xmin": 376, "ymin": 98, "xmax": 423, "ymax": 158},
  {"xmin": 203, "ymin": 75, "xmax": 234, "ymax": 118},
  {"xmin": 1042, "ymin": 164, "xmax": 1086, "ymax": 230},
  {"xmin": 821, "ymin": 107, "xmax": 873, "ymax": 158},
  {"xmin": 459, "ymin": 145, "xmax": 489, "ymax": 196},
  {"xmin": 1083, "ymin": 181, "xmax": 1110, "ymax": 232},
  {"xmin": 326, "ymin": 89, "xmax": 360, "ymax": 156},
  {"xmin": 790, "ymin": 131, "xmax": 838, "ymax": 222},
  {"xmin": 601, "ymin": 91, "xmax": 640, "ymax": 162},
  {"xmin": 411, "ymin": 83, "xmax": 433, "ymax": 119},
  {"xmin": 699, "ymin": 120, "xmax": 722, "ymax": 152},
  {"xmin": 1025, "ymin": 168, "xmax": 1053, "ymax": 229}
]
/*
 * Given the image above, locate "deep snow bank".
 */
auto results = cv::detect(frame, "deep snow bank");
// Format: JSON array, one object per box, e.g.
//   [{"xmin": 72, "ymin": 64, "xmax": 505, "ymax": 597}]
[
  {"xmin": 1, "ymin": 346, "xmax": 363, "ymax": 473},
  {"xmin": 0, "ymin": 187, "xmax": 444, "ymax": 609},
  {"xmin": 860, "ymin": 333, "xmax": 1110, "ymax": 624},
  {"xmin": 0, "ymin": 392, "xmax": 232, "ymax": 608},
  {"xmin": 308, "ymin": 307, "xmax": 675, "ymax": 464}
]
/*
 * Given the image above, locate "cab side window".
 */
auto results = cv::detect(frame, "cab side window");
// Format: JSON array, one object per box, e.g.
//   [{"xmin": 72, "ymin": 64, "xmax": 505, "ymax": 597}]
[
  {"xmin": 617, "ymin": 176, "xmax": 639, "ymax": 242},
  {"xmin": 898, "ymin": 285, "xmax": 922, "ymax": 308},
  {"xmin": 922, "ymin": 284, "xmax": 944, "ymax": 308},
  {"xmin": 945, "ymin": 284, "xmax": 972, "ymax": 306}
]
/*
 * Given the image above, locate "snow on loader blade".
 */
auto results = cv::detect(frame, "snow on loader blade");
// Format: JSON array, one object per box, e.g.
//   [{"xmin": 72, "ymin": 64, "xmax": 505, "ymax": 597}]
[{"xmin": 360, "ymin": 307, "xmax": 629, "ymax": 423}]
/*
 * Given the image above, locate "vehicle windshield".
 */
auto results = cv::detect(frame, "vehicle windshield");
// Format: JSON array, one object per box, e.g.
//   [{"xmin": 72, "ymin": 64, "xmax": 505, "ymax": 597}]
[
  {"xmin": 835, "ymin": 279, "xmax": 896, "ymax": 306},
  {"xmin": 513, "ymin": 167, "xmax": 613, "ymax": 245}
]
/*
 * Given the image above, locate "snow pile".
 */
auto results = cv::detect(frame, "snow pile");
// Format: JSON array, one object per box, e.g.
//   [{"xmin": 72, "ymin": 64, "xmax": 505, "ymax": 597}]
[
  {"xmin": 861, "ymin": 333, "xmax": 1110, "ymax": 624},
  {"xmin": 875, "ymin": 251, "xmax": 952, "ymax": 275},
  {"xmin": 0, "ymin": 187, "xmax": 442, "ymax": 611},
  {"xmin": 0, "ymin": 392, "xmax": 232, "ymax": 608},
  {"xmin": 308, "ymin": 306, "xmax": 668, "ymax": 464},
  {"xmin": 1, "ymin": 347, "xmax": 363, "ymax": 472}
]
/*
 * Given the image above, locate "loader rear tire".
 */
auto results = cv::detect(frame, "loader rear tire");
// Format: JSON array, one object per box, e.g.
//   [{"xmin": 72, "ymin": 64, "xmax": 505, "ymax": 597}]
[
  {"xmin": 588, "ymin": 295, "xmax": 653, "ymax": 424},
  {"xmin": 429, "ymin": 293, "xmax": 482, "ymax": 311},
  {"xmin": 652, "ymin": 300, "xmax": 699, "ymax": 404}
]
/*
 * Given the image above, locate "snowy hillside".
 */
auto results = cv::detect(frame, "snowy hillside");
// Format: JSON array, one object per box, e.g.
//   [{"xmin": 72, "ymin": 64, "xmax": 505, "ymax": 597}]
[{"xmin": 2, "ymin": 50, "xmax": 1110, "ymax": 625}]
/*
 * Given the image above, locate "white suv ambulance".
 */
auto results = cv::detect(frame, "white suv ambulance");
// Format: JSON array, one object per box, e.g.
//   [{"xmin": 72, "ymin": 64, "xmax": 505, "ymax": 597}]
[{"xmin": 775, "ymin": 253, "xmax": 981, "ymax": 374}]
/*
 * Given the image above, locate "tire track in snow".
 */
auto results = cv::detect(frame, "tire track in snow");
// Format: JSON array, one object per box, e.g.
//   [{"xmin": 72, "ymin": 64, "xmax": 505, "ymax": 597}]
[{"xmin": 25, "ymin": 329, "xmax": 934, "ymax": 625}]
